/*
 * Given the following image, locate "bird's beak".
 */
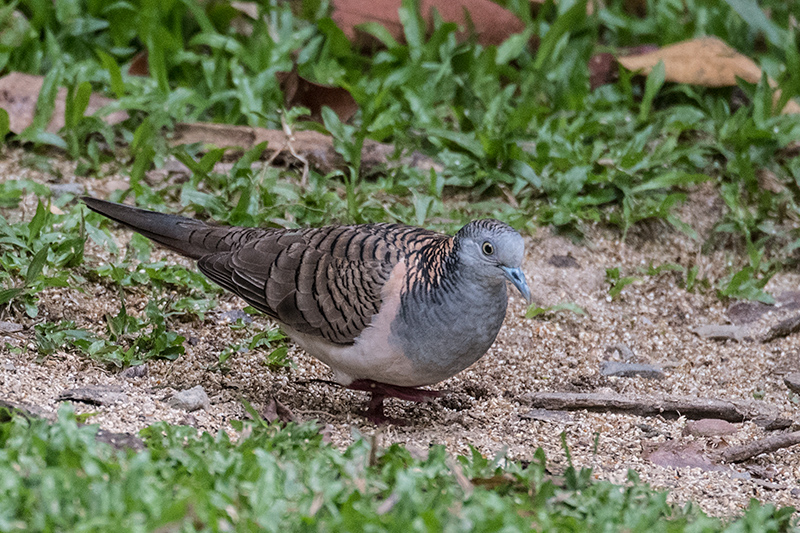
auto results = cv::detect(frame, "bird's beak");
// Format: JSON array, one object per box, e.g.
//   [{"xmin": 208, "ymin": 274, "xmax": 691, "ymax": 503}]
[{"xmin": 501, "ymin": 266, "xmax": 531, "ymax": 304}]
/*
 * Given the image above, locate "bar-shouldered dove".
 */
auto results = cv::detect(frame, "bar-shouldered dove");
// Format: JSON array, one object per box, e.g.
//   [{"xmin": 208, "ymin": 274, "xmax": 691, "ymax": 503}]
[{"xmin": 83, "ymin": 197, "xmax": 530, "ymax": 423}]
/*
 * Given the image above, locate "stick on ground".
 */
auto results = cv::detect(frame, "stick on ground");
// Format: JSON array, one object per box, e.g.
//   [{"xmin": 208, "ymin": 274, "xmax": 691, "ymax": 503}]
[
  {"xmin": 718, "ymin": 431, "xmax": 800, "ymax": 463},
  {"xmin": 521, "ymin": 391, "xmax": 786, "ymax": 424}
]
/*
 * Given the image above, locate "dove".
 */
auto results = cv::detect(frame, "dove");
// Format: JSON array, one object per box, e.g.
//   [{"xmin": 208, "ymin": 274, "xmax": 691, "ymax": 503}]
[{"xmin": 83, "ymin": 197, "xmax": 530, "ymax": 423}]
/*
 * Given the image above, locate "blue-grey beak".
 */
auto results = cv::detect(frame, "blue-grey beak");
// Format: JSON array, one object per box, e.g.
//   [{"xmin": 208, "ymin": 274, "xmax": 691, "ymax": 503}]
[{"xmin": 501, "ymin": 266, "xmax": 531, "ymax": 304}]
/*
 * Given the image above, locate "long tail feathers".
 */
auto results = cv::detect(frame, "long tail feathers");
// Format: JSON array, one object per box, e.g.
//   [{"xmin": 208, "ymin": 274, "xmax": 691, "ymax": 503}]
[{"xmin": 82, "ymin": 197, "xmax": 231, "ymax": 259}]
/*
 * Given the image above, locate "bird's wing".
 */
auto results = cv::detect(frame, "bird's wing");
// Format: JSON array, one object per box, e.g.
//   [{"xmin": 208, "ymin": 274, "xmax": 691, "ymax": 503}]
[{"xmin": 197, "ymin": 224, "xmax": 441, "ymax": 345}]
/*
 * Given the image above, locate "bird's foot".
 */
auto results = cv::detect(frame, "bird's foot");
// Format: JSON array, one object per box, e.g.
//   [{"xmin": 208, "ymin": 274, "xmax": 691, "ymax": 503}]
[
  {"xmin": 363, "ymin": 394, "xmax": 407, "ymax": 425},
  {"xmin": 347, "ymin": 379, "xmax": 443, "ymax": 402},
  {"xmin": 348, "ymin": 380, "xmax": 443, "ymax": 425}
]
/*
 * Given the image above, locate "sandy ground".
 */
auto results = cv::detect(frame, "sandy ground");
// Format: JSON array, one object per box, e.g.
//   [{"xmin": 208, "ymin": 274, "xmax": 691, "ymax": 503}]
[{"xmin": 1, "ymin": 147, "xmax": 799, "ymax": 518}]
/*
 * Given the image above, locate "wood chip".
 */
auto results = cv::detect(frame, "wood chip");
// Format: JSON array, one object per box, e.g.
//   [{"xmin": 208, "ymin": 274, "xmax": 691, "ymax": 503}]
[
  {"xmin": 761, "ymin": 314, "xmax": 800, "ymax": 343},
  {"xmin": 56, "ymin": 386, "xmax": 128, "ymax": 406},
  {"xmin": 690, "ymin": 324, "xmax": 748, "ymax": 342}
]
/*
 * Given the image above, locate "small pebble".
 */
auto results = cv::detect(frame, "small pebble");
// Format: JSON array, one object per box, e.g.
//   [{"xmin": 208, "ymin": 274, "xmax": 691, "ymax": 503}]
[
  {"xmin": 167, "ymin": 385, "xmax": 209, "ymax": 412},
  {"xmin": 120, "ymin": 365, "xmax": 148, "ymax": 379},
  {"xmin": 219, "ymin": 309, "xmax": 253, "ymax": 324}
]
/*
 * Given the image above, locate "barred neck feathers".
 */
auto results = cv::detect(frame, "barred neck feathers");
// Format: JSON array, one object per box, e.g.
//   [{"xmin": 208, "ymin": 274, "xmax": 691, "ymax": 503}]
[{"xmin": 399, "ymin": 234, "xmax": 458, "ymax": 306}]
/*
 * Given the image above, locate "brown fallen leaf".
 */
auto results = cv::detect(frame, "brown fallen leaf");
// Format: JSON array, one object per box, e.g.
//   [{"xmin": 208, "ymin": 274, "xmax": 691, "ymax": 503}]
[
  {"xmin": 779, "ymin": 140, "xmax": 800, "ymax": 159},
  {"xmin": 260, "ymin": 397, "xmax": 296, "ymax": 424},
  {"xmin": 588, "ymin": 53, "xmax": 617, "ymax": 90},
  {"xmin": 276, "ymin": 70, "xmax": 358, "ymax": 123},
  {"xmin": 617, "ymin": 37, "xmax": 800, "ymax": 114},
  {"xmin": 128, "ymin": 51, "xmax": 149, "ymax": 76},
  {"xmin": 332, "ymin": 0, "xmax": 525, "ymax": 48},
  {"xmin": 0, "ymin": 72, "xmax": 128, "ymax": 134},
  {"xmin": 470, "ymin": 473, "xmax": 519, "ymax": 490},
  {"xmin": 170, "ymin": 122, "xmax": 442, "ymax": 175},
  {"xmin": 682, "ymin": 418, "xmax": 739, "ymax": 437},
  {"xmin": 642, "ymin": 439, "xmax": 724, "ymax": 472},
  {"xmin": 622, "ymin": 0, "xmax": 648, "ymax": 17}
]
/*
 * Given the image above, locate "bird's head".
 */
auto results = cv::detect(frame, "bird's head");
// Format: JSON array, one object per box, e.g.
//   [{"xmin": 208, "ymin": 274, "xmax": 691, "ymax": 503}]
[{"xmin": 454, "ymin": 220, "xmax": 531, "ymax": 303}]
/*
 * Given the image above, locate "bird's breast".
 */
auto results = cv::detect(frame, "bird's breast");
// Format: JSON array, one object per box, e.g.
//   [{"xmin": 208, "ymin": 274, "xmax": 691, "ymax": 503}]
[{"xmin": 387, "ymin": 267, "xmax": 509, "ymax": 385}]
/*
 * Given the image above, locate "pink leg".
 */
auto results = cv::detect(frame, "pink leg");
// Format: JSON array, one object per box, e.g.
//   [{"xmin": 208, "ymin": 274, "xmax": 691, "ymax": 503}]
[{"xmin": 348, "ymin": 379, "xmax": 443, "ymax": 424}]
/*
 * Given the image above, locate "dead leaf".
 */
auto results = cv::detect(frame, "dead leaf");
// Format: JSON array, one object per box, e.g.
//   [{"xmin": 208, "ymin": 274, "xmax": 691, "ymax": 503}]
[
  {"xmin": 260, "ymin": 397, "xmax": 296, "ymax": 423},
  {"xmin": 682, "ymin": 418, "xmax": 739, "ymax": 437},
  {"xmin": 0, "ymin": 72, "xmax": 128, "ymax": 134},
  {"xmin": 779, "ymin": 140, "xmax": 800, "ymax": 159},
  {"xmin": 622, "ymin": 0, "xmax": 647, "ymax": 17},
  {"xmin": 642, "ymin": 439, "xmax": 724, "ymax": 471},
  {"xmin": 332, "ymin": 0, "xmax": 525, "ymax": 48},
  {"xmin": 617, "ymin": 37, "xmax": 800, "ymax": 114},
  {"xmin": 618, "ymin": 37, "xmax": 761, "ymax": 86},
  {"xmin": 128, "ymin": 51, "xmax": 149, "ymax": 76},
  {"xmin": 276, "ymin": 70, "xmax": 358, "ymax": 123},
  {"xmin": 170, "ymin": 122, "xmax": 442, "ymax": 175},
  {"xmin": 470, "ymin": 473, "xmax": 519, "ymax": 490},
  {"xmin": 589, "ymin": 52, "xmax": 617, "ymax": 90}
]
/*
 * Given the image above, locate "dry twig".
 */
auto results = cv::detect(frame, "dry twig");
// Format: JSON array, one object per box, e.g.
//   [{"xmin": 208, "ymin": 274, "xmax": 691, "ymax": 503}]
[
  {"xmin": 521, "ymin": 391, "xmax": 785, "ymax": 424},
  {"xmin": 718, "ymin": 431, "xmax": 800, "ymax": 463}
]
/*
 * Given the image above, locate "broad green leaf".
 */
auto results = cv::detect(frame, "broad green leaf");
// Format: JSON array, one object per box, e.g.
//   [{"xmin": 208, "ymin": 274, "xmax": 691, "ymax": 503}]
[{"xmin": 25, "ymin": 245, "xmax": 49, "ymax": 283}]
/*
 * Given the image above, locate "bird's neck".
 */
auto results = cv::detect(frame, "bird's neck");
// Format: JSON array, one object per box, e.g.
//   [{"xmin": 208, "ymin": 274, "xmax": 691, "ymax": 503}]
[{"xmin": 405, "ymin": 236, "xmax": 460, "ymax": 293}]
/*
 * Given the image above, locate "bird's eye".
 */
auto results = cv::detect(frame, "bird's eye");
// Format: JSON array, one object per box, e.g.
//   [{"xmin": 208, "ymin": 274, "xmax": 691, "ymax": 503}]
[{"xmin": 482, "ymin": 242, "xmax": 494, "ymax": 255}]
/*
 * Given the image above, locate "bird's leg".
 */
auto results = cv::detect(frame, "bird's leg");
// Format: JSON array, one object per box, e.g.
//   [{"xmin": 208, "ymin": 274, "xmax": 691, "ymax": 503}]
[
  {"xmin": 365, "ymin": 392, "xmax": 389, "ymax": 425},
  {"xmin": 348, "ymin": 379, "xmax": 443, "ymax": 424}
]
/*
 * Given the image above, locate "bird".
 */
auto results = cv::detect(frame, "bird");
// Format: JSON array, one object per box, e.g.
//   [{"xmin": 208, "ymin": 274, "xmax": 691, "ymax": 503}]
[{"xmin": 82, "ymin": 197, "xmax": 531, "ymax": 423}]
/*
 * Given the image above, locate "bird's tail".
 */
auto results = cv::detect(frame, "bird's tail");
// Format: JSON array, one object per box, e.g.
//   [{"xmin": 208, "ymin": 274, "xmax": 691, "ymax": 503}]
[{"xmin": 82, "ymin": 197, "xmax": 235, "ymax": 259}]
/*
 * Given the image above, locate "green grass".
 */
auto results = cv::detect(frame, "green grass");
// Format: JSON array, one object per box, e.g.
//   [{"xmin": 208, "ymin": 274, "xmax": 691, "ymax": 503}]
[
  {"xmin": 0, "ymin": 406, "xmax": 796, "ymax": 532},
  {"xmin": 1, "ymin": 0, "xmax": 800, "ymax": 528}
]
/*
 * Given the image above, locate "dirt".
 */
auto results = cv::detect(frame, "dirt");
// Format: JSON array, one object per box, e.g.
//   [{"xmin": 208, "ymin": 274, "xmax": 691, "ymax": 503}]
[{"xmin": 1, "ymin": 147, "xmax": 799, "ymax": 518}]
